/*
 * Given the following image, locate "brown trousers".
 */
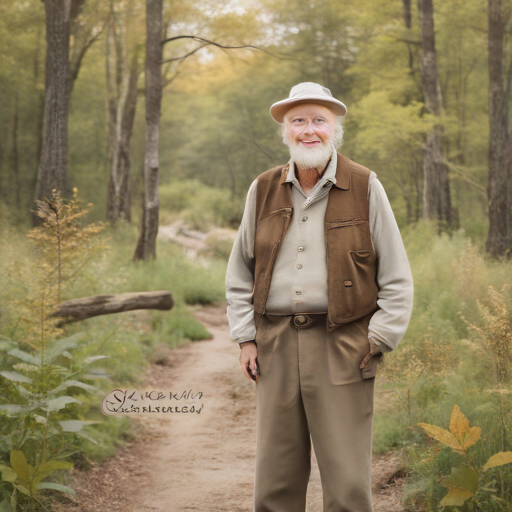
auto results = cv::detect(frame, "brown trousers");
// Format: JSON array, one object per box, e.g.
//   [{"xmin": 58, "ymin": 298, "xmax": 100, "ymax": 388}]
[{"xmin": 253, "ymin": 312, "xmax": 379, "ymax": 512}]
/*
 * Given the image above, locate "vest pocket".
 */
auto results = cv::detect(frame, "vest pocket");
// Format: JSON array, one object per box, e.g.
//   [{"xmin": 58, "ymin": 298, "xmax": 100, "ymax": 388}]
[
  {"xmin": 253, "ymin": 207, "xmax": 293, "ymax": 315},
  {"xmin": 326, "ymin": 221, "xmax": 378, "ymax": 324}
]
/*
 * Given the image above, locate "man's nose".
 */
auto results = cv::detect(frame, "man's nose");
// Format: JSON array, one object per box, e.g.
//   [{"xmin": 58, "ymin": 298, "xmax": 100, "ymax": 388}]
[{"xmin": 303, "ymin": 120, "xmax": 315, "ymax": 134}]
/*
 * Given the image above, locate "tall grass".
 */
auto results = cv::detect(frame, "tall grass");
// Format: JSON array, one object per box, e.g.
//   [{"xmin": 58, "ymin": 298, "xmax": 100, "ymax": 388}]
[{"xmin": 373, "ymin": 222, "xmax": 512, "ymax": 510}]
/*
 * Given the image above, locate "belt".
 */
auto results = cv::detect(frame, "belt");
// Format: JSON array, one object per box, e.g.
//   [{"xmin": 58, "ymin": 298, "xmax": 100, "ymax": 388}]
[{"xmin": 264, "ymin": 312, "xmax": 327, "ymax": 329}]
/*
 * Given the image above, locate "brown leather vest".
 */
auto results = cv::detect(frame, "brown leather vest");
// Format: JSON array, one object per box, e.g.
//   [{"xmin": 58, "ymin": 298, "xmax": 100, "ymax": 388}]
[{"xmin": 253, "ymin": 152, "xmax": 379, "ymax": 332}]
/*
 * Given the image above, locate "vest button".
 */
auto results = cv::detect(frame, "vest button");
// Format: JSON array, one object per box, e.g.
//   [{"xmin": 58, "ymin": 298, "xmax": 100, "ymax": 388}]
[
  {"xmin": 301, "ymin": 216, "xmax": 308, "ymax": 222},
  {"xmin": 297, "ymin": 264, "xmax": 302, "ymax": 269},
  {"xmin": 298, "ymin": 246, "xmax": 304, "ymax": 252}
]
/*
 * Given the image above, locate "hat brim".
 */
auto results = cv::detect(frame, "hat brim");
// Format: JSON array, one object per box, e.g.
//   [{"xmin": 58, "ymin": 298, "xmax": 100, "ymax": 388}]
[{"xmin": 270, "ymin": 95, "xmax": 347, "ymax": 123}]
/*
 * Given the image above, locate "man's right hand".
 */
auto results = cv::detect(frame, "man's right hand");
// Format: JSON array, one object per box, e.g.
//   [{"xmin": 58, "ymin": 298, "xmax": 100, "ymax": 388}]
[{"xmin": 239, "ymin": 341, "xmax": 258, "ymax": 382}]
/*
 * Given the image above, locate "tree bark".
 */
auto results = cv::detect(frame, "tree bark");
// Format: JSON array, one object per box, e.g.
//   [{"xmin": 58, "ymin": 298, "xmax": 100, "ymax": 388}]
[
  {"xmin": 50, "ymin": 291, "xmax": 173, "ymax": 326},
  {"xmin": 106, "ymin": 5, "xmax": 140, "ymax": 225},
  {"xmin": 33, "ymin": 0, "xmax": 71, "ymax": 225},
  {"xmin": 417, "ymin": 0, "xmax": 452, "ymax": 228},
  {"xmin": 403, "ymin": 0, "xmax": 412, "ymax": 28},
  {"xmin": 402, "ymin": 0, "xmax": 414, "ymax": 72},
  {"xmin": 11, "ymin": 93, "xmax": 21, "ymax": 212},
  {"xmin": 133, "ymin": 0, "xmax": 162, "ymax": 261},
  {"xmin": 486, "ymin": 0, "xmax": 511, "ymax": 258}
]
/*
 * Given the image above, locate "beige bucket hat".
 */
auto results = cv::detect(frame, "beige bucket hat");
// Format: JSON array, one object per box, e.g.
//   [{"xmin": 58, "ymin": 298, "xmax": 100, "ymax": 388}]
[{"xmin": 270, "ymin": 82, "xmax": 347, "ymax": 123}]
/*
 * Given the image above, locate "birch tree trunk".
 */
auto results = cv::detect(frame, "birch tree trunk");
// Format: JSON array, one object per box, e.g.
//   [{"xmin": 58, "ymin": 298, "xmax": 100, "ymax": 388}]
[
  {"xmin": 106, "ymin": 4, "xmax": 140, "ymax": 225},
  {"xmin": 34, "ymin": 0, "xmax": 71, "ymax": 223},
  {"xmin": 133, "ymin": 0, "xmax": 162, "ymax": 261},
  {"xmin": 486, "ymin": 0, "xmax": 511, "ymax": 258},
  {"xmin": 417, "ymin": 0, "xmax": 452, "ymax": 228}
]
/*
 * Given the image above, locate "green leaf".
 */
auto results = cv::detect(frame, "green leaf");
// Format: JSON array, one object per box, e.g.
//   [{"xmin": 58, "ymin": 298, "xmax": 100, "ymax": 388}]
[
  {"xmin": 0, "ymin": 403, "xmax": 44, "ymax": 415},
  {"xmin": 439, "ymin": 466, "xmax": 479, "ymax": 493},
  {"xmin": 0, "ymin": 371, "xmax": 32, "ymax": 384},
  {"xmin": 0, "ymin": 464, "xmax": 18, "ymax": 483},
  {"xmin": 8, "ymin": 349, "xmax": 41, "ymax": 366},
  {"xmin": 46, "ymin": 333, "xmax": 85, "ymax": 363},
  {"xmin": 16, "ymin": 384, "xmax": 31, "ymax": 398},
  {"xmin": 0, "ymin": 498, "xmax": 15, "ymax": 512},
  {"xmin": 440, "ymin": 487, "xmax": 475, "ymax": 507},
  {"xmin": 36, "ymin": 482, "xmax": 76, "ymax": 495},
  {"xmin": 47, "ymin": 396, "xmax": 80, "ymax": 412},
  {"xmin": 0, "ymin": 404, "xmax": 24, "ymax": 414},
  {"xmin": 33, "ymin": 415, "xmax": 47, "ymax": 425},
  {"xmin": 10, "ymin": 451, "xmax": 30, "ymax": 484},
  {"xmin": 483, "ymin": 452, "xmax": 512, "ymax": 471},
  {"xmin": 84, "ymin": 355, "xmax": 110, "ymax": 365},
  {"xmin": 50, "ymin": 379, "xmax": 98, "ymax": 395},
  {"xmin": 12, "ymin": 363, "xmax": 40, "ymax": 373},
  {"xmin": 12, "ymin": 483, "xmax": 30, "ymax": 496},
  {"xmin": 75, "ymin": 430, "xmax": 98, "ymax": 445},
  {"xmin": 36, "ymin": 460, "xmax": 73, "ymax": 482},
  {"xmin": 59, "ymin": 420, "xmax": 100, "ymax": 433}
]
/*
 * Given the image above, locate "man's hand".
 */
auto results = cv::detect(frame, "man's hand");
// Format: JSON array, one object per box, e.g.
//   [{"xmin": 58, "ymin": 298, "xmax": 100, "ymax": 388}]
[
  {"xmin": 359, "ymin": 341, "xmax": 382, "ymax": 370},
  {"xmin": 240, "ymin": 341, "xmax": 258, "ymax": 382}
]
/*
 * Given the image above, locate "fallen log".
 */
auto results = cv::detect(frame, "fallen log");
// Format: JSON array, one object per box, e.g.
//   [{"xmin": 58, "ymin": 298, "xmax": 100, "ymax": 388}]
[{"xmin": 50, "ymin": 291, "xmax": 174, "ymax": 326}]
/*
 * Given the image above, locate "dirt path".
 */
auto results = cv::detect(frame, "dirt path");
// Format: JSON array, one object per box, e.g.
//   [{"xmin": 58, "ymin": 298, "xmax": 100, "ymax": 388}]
[{"xmin": 55, "ymin": 304, "xmax": 406, "ymax": 512}]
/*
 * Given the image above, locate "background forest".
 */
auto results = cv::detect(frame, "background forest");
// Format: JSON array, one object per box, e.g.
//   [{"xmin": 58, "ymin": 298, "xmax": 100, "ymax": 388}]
[{"xmin": 0, "ymin": 0, "xmax": 512, "ymax": 511}]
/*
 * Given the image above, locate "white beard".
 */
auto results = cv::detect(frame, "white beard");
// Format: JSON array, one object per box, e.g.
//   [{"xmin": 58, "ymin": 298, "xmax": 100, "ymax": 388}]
[{"xmin": 285, "ymin": 138, "xmax": 334, "ymax": 170}]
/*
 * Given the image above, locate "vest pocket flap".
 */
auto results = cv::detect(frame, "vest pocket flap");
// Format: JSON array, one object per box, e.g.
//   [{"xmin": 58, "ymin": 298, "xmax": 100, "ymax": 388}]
[
  {"xmin": 256, "ymin": 207, "xmax": 293, "ymax": 228},
  {"xmin": 326, "ymin": 218, "xmax": 366, "ymax": 230},
  {"xmin": 349, "ymin": 250, "xmax": 374, "ymax": 263}
]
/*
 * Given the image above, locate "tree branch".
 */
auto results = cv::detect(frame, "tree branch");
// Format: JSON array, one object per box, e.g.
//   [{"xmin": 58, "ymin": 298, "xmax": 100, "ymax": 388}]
[
  {"xmin": 162, "ymin": 42, "xmax": 210, "ymax": 63},
  {"xmin": 386, "ymin": 35, "xmax": 422, "ymax": 46},
  {"xmin": 161, "ymin": 34, "xmax": 282, "ymax": 63}
]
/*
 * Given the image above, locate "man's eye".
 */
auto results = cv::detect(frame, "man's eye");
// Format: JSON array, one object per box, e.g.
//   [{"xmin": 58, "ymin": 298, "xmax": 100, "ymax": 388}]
[
  {"xmin": 294, "ymin": 118, "xmax": 304, "ymax": 123},
  {"xmin": 314, "ymin": 118, "xmax": 325, "ymax": 123}
]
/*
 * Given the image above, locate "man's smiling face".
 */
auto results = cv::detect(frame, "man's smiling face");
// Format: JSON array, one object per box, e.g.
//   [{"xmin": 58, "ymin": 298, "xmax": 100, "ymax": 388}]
[
  {"xmin": 283, "ymin": 103, "xmax": 336, "ymax": 170},
  {"xmin": 284, "ymin": 103, "xmax": 336, "ymax": 146}
]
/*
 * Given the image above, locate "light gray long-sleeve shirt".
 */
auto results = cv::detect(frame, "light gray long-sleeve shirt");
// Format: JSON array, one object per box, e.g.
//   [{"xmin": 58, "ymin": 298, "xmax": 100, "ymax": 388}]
[{"xmin": 225, "ymin": 148, "xmax": 414, "ymax": 353}]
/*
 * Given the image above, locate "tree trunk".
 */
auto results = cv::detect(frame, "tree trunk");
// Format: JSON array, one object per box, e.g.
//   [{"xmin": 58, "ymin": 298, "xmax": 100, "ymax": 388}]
[
  {"xmin": 402, "ymin": 0, "xmax": 414, "ymax": 72},
  {"xmin": 403, "ymin": 0, "xmax": 412, "ymax": 28},
  {"xmin": 133, "ymin": 0, "xmax": 162, "ymax": 261},
  {"xmin": 417, "ymin": 0, "xmax": 452, "ymax": 228},
  {"xmin": 51, "ymin": 291, "xmax": 173, "ymax": 326},
  {"xmin": 12, "ymin": 93, "xmax": 21, "ymax": 212},
  {"xmin": 33, "ymin": 0, "xmax": 71, "ymax": 225},
  {"xmin": 106, "ymin": 6, "xmax": 140, "ymax": 225},
  {"xmin": 486, "ymin": 0, "xmax": 511, "ymax": 258}
]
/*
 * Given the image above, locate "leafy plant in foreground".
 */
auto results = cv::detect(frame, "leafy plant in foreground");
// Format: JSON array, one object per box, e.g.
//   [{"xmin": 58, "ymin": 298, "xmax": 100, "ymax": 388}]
[
  {"xmin": 417, "ymin": 405, "xmax": 512, "ymax": 509},
  {"xmin": 0, "ymin": 189, "xmax": 107, "ymax": 511}
]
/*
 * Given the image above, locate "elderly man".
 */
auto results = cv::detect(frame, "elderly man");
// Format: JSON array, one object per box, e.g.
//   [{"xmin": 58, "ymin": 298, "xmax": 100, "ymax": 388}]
[{"xmin": 225, "ymin": 82, "xmax": 413, "ymax": 512}]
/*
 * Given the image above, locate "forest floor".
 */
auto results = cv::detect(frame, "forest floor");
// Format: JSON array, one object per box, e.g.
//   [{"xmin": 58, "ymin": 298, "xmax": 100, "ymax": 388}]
[{"xmin": 51, "ymin": 303, "xmax": 407, "ymax": 512}]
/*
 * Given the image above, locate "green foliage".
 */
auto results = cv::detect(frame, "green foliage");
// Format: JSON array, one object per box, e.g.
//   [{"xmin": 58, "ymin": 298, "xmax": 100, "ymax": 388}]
[
  {"xmin": 372, "ymin": 413, "xmax": 409, "ymax": 455},
  {"xmin": 0, "ymin": 191, "xmax": 226, "ymax": 510},
  {"xmin": 372, "ymin": 225, "xmax": 512, "ymax": 509},
  {"xmin": 0, "ymin": 193, "xmax": 108, "ymax": 510},
  {"xmin": 159, "ymin": 179, "xmax": 244, "ymax": 230},
  {"xmin": 417, "ymin": 405, "xmax": 512, "ymax": 508}
]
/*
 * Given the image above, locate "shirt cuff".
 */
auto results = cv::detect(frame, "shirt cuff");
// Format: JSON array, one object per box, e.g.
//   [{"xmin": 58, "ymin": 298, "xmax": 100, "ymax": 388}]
[
  {"xmin": 239, "ymin": 340, "xmax": 256, "ymax": 348},
  {"xmin": 237, "ymin": 336, "xmax": 257, "ymax": 344},
  {"xmin": 368, "ymin": 334, "xmax": 392, "ymax": 353}
]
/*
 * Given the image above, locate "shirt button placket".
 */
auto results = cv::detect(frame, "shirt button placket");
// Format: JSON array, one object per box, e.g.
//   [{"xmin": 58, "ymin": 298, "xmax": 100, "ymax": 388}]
[{"xmin": 295, "ymin": 209, "xmax": 306, "ymax": 301}]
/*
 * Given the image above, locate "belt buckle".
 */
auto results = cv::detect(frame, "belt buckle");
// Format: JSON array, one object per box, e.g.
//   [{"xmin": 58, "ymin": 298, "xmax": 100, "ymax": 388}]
[{"xmin": 293, "ymin": 314, "xmax": 312, "ymax": 328}]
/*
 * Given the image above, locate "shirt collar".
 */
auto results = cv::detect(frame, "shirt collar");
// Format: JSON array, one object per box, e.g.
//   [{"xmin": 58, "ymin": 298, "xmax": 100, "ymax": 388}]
[{"xmin": 285, "ymin": 146, "xmax": 338, "ymax": 187}]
